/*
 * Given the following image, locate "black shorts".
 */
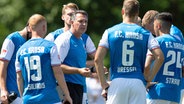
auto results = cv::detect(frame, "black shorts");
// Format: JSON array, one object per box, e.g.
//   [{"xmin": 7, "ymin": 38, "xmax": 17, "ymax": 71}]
[{"xmin": 66, "ymin": 82, "xmax": 83, "ymax": 104}]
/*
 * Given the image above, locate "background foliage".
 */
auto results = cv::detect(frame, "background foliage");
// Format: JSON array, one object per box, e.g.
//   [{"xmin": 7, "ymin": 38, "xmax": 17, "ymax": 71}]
[{"xmin": 0, "ymin": 0, "xmax": 184, "ymax": 67}]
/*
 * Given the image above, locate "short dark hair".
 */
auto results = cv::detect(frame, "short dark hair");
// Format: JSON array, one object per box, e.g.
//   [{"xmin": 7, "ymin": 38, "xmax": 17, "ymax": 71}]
[
  {"xmin": 154, "ymin": 12, "xmax": 173, "ymax": 24},
  {"xmin": 154, "ymin": 12, "xmax": 173, "ymax": 29},
  {"xmin": 71, "ymin": 10, "xmax": 88, "ymax": 21}
]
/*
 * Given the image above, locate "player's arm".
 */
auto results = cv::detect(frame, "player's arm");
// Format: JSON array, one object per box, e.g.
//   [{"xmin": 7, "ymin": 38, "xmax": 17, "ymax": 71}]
[
  {"xmin": 0, "ymin": 39, "xmax": 15, "ymax": 102},
  {"xmin": 52, "ymin": 65, "xmax": 72, "ymax": 104},
  {"xmin": 85, "ymin": 35, "xmax": 96, "ymax": 67},
  {"xmin": 50, "ymin": 45, "xmax": 72, "ymax": 103},
  {"xmin": 0, "ymin": 60, "xmax": 8, "ymax": 92},
  {"xmin": 146, "ymin": 34, "xmax": 164, "ymax": 82},
  {"xmin": 148, "ymin": 48, "xmax": 164, "ymax": 82},
  {"xmin": 94, "ymin": 30, "xmax": 110, "ymax": 89},
  {"xmin": 0, "ymin": 60, "xmax": 9, "ymax": 103},
  {"xmin": 15, "ymin": 55, "xmax": 24, "ymax": 97},
  {"xmin": 61, "ymin": 64, "xmax": 92, "ymax": 77},
  {"xmin": 16, "ymin": 71, "xmax": 23, "ymax": 97},
  {"xmin": 94, "ymin": 46, "xmax": 109, "ymax": 90},
  {"xmin": 144, "ymin": 50, "xmax": 155, "ymax": 81}
]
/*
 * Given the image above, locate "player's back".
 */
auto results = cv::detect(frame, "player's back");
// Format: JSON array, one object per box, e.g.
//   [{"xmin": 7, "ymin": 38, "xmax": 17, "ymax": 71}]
[
  {"xmin": 148, "ymin": 34, "xmax": 184, "ymax": 103},
  {"xmin": 107, "ymin": 23, "xmax": 151, "ymax": 82},
  {"xmin": 17, "ymin": 38, "xmax": 60, "ymax": 104}
]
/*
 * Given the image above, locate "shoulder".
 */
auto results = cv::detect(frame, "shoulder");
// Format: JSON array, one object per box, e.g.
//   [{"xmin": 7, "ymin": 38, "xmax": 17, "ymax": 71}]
[
  {"xmin": 51, "ymin": 28, "xmax": 63, "ymax": 34},
  {"xmin": 57, "ymin": 31, "xmax": 72, "ymax": 40},
  {"xmin": 107, "ymin": 23, "xmax": 123, "ymax": 32},
  {"xmin": 47, "ymin": 28, "xmax": 64, "ymax": 37},
  {"xmin": 42, "ymin": 39, "xmax": 55, "ymax": 46},
  {"xmin": 55, "ymin": 31, "xmax": 72, "ymax": 44},
  {"xmin": 6, "ymin": 31, "xmax": 20, "ymax": 39},
  {"xmin": 156, "ymin": 34, "xmax": 173, "ymax": 42}
]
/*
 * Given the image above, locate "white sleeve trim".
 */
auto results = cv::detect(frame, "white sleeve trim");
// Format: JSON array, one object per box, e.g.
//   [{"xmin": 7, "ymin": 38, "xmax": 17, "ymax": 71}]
[
  {"xmin": 45, "ymin": 33, "xmax": 54, "ymax": 42},
  {"xmin": 86, "ymin": 36, "xmax": 96, "ymax": 53},
  {"xmin": 98, "ymin": 30, "xmax": 109, "ymax": 48},
  {"xmin": 0, "ymin": 39, "xmax": 15, "ymax": 60}
]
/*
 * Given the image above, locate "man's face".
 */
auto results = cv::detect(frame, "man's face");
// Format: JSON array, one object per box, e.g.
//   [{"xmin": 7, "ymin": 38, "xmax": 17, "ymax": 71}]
[
  {"xmin": 62, "ymin": 8, "xmax": 76, "ymax": 25},
  {"xmin": 153, "ymin": 19, "xmax": 160, "ymax": 37},
  {"xmin": 145, "ymin": 21, "xmax": 155, "ymax": 35},
  {"xmin": 73, "ymin": 13, "xmax": 88, "ymax": 34}
]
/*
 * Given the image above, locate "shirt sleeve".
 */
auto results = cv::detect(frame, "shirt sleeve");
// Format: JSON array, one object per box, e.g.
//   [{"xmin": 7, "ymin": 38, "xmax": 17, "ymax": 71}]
[
  {"xmin": 15, "ymin": 56, "xmax": 21, "ymax": 72},
  {"xmin": 86, "ymin": 36, "xmax": 96, "ymax": 54},
  {"xmin": 50, "ymin": 45, "xmax": 61, "ymax": 65},
  {"xmin": 0, "ymin": 38, "xmax": 15, "ymax": 61},
  {"xmin": 45, "ymin": 33, "xmax": 54, "ymax": 42},
  {"xmin": 98, "ymin": 30, "xmax": 109, "ymax": 48},
  {"xmin": 147, "ymin": 34, "xmax": 160, "ymax": 50},
  {"xmin": 54, "ymin": 35, "xmax": 70, "ymax": 63}
]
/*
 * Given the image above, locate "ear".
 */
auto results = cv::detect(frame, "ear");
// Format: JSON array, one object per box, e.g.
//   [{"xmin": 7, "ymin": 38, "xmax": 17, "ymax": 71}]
[
  {"xmin": 61, "ymin": 15, "xmax": 64, "ymax": 21},
  {"xmin": 27, "ymin": 25, "xmax": 31, "ymax": 32},
  {"xmin": 157, "ymin": 23, "xmax": 161, "ymax": 29},
  {"xmin": 121, "ymin": 8, "xmax": 125, "ymax": 15},
  {"xmin": 43, "ymin": 24, "xmax": 46, "ymax": 32}
]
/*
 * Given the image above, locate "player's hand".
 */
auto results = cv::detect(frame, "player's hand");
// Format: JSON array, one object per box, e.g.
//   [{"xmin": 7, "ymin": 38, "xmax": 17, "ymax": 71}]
[
  {"xmin": 146, "ymin": 81, "xmax": 158, "ymax": 91},
  {"xmin": 63, "ymin": 95, "xmax": 73, "ymax": 104},
  {"xmin": 101, "ymin": 83, "xmax": 110, "ymax": 101},
  {"xmin": 78, "ymin": 68, "xmax": 92, "ymax": 77},
  {"xmin": 101, "ymin": 89, "xmax": 108, "ymax": 101},
  {"xmin": 1, "ymin": 90, "xmax": 9, "ymax": 104}
]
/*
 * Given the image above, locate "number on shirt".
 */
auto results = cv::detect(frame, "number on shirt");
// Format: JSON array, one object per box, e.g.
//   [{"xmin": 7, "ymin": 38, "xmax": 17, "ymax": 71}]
[
  {"xmin": 122, "ymin": 41, "xmax": 134, "ymax": 66},
  {"xmin": 163, "ymin": 51, "xmax": 181, "ymax": 76},
  {"xmin": 24, "ymin": 56, "xmax": 42, "ymax": 82}
]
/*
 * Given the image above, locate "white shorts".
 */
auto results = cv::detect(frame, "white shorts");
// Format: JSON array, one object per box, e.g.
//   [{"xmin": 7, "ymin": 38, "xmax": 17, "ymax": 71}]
[
  {"xmin": 106, "ymin": 78, "xmax": 146, "ymax": 104},
  {"xmin": 11, "ymin": 97, "xmax": 61, "ymax": 104},
  {"xmin": 147, "ymin": 99, "xmax": 178, "ymax": 104},
  {"xmin": 11, "ymin": 97, "xmax": 23, "ymax": 104},
  {"xmin": 82, "ymin": 93, "xmax": 88, "ymax": 104},
  {"xmin": 180, "ymin": 89, "xmax": 184, "ymax": 104}
]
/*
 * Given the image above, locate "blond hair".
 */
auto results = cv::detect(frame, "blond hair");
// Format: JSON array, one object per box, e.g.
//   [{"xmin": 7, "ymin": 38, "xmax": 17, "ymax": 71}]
[
  {"xmin": 62, "ymin": 3, "xmax": 79, "ymax": 15},
  {"xmin": 28, "ymin": 14, "xmax": 46, "ymax": 30},
  {"xmin": 142, "ymin": 10, "xmax": 159, "ymax": 27}
]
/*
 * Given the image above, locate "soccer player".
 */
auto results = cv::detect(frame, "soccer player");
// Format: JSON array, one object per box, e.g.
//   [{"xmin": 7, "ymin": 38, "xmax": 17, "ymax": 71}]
[
  {"xmin": 45, "ymin": 2, "xmax": 96, "ymax": 61},
  {"xmin": 142, "ymin": 10, "xmax": 184, "ymax": 104},
  {"xmin": 45, "ymin": 3, "xmax": 79, "ymax": 41},
  {"xmin": 45, "ymin": 3, "xmax": 96, "ymax": 104},
  {"xmin": 0, "ymin": 20, "xmax": 31, "ymax": 104},
  {"xmin": 16, "ymin": 14, "xmax": 72, "ymax": 104},
  {"xmin": 55, "ymin": 10, "xmax": 92, "ymax": 104},
  {"xmin": 146, "ymin": 12, "xmax": 184, "ymax": 104},
  {"xmin": 142, "ymin": 10, "xmax": 184, "ymax": 42},
  {"xmin": 94, "ymin": 0, "xmax": 164, "ymax": 104}
]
